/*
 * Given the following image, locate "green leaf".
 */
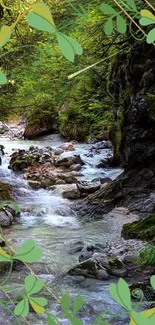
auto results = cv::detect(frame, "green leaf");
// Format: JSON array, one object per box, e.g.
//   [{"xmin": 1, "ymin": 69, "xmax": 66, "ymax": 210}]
[
  {"xmin": 0, "ymin": 247, "xmax": 11, "ymax": 261},
  {"xmin": 0, "ymin": 71, "xmax": 7, "ymax": 85},
  {"xmin": 25, "ymin": 275, "xmax": 44, "ymax": 295},
  {"xmin": 141, "ymin": 9, "xmax": 155, "ymax": 21},
  {"xmin": 147, "ymin": 28, "xmax": 155, "ymax": 44},
  {"xmin": 29, "ymin": 297, "xmax": 47, "ymax": 314},
  {"xmin": 30, "ymin": 297, "xmax": 47, "ymax": 307},
  {"xmin": 125, "ymin": 0, "xmax": 137, "ymax": 11},
  {"xmin": 109, "ymin": 278, "xmax": 132, "ymax": 310},
  {"xmin": 13, "ymin": 239, "xmax": 42, "ymax": 262},
  {"xmin": 117, "ymin": 278, "xmax": 132, "ymax": 310},
  {"xmin": 150, "ymin": 275, "xmax": 155, "ymax": 290},
  {"xmin": 73, "ymin": 296, "xmax": 84, "ymax": 314},
  {"xmin": 56, "ymin": 32, "xmax": 75, "ymax": 62},
  {"xmin": 139, "ymin": 17, "xmax": 155, "ymax": 26},
  {"xmin": 130, "ymin": 311, "xmax": 148, "ymax": 325},
  {"xmin": 61, "ymin": 294, "xmax": 70, "ymax": 314},
  {"xmin": 116, "ymin": 15, "xmax": 127, "ymax": 33},
  {"xmin": 149, "ymin": 314, "xmax": 155, "ymax": 325},
  {"xmin": 31, "ymin": 2, "xmax": 55, "ymax": 27},
  {"xmin": 0, "ymin": 25, "xmax": 11, "ymax": 49},
  {"xmin": 14, "ymin": 298, "xmax": 29, "ymax": 317},
  {"xmin": 104, "ymin": 18, "xmax": 113, "ymax": 35},
  {"xmin": 26, "ymin": 12, "xmax": 56, "ymax": 33},
  {"xmin": 68, "ymin": 315, "xmax": 83, "ymax": 325},
  {"xmin": 65, "ymin": 36, "xmax": 83, "ymax": 56},
  {"xmin": 47, "ymin": 314, "xmax": 56, "ymax": 325},
  {"xmin": 100, "ymin": 4, "xmax": 116, "ymax": 15}
]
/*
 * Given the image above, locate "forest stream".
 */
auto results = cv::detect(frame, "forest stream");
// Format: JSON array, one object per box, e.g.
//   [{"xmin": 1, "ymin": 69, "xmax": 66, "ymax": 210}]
[{"xmin": 0, "ymin": 128, "xmax": 147, "ymax": 325}]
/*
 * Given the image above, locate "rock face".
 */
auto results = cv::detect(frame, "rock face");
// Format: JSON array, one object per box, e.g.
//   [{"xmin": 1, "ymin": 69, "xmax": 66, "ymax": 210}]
[{"xmin": 77, "ymin": 41, "xmax": 155, "ymax": 219}]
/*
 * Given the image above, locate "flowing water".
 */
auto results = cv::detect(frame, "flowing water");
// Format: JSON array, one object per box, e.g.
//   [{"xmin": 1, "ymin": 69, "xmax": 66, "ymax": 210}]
[{"xmin": 0, "ymin": 133, "xmax": 131, "ymax": 325}]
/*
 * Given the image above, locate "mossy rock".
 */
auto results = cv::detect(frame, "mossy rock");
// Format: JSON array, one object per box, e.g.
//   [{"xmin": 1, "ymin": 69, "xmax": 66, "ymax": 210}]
[
  {"xmin": 109, "ymin": 256, "xmax": 124, "ymax": 269},
  {"xmin": 121, "ymin": 214, "xmax": 155, "ymax": 242},
  {"xmin": 0, "ymin": 182, "xmax": 11, "ymax": 201}
]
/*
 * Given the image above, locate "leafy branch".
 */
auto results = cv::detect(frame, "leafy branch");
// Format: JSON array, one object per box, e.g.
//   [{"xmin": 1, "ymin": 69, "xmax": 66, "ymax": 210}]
[{"xmin": 0, "ymin": 1, "xmax": 83, "ymax": 84}]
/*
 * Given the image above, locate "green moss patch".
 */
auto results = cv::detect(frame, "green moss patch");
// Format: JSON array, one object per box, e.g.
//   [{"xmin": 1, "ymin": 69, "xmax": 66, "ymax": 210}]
[{"xmin": 121, "ymin": 214, "xmax": 155, "ymax": 242}]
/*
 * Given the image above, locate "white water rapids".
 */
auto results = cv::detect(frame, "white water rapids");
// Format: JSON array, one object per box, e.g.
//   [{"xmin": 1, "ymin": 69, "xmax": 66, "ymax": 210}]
[{"xmin": 0, "ymin": 133, "xmax": 130, "ymax": 325}]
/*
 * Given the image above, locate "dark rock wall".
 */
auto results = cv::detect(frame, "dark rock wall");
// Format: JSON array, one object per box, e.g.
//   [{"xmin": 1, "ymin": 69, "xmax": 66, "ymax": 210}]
[
  {"xmin": 111, "ymin": 42, "xmax": 155, "ymax": 169},
  {"xmin": 77, "ymin": 41, "xmax": 155, "ymax": 218}
]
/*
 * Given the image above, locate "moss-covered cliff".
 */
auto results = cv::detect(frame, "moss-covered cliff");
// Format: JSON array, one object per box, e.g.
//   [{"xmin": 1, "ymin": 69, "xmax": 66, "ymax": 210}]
[{"xmin": 77, "ymin": 41, "xmax": 155, "ymax": 218}]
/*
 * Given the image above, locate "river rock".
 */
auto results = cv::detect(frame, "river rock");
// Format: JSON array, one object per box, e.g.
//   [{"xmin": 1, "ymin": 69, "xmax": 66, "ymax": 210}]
[
  {"xmin": 53, "ymin": 147, "xmax": 64, "ymax": 155},
  {"xmin": 0, "ymin": 203, "xmax": 20, "ymax": 227},
  {"xmin": 87, "ymin": 137, "xmax": 97, "ymax": 144},
  {"xmin": 68, "ymin": 252, "xmax": 126, "ymax": 279},
  {"xmin": 23, "ymin": 113, "xmax": 57, "ymax": 139},
  {"xmin": 76, "ymin": 181, "xmax": 101, "ymax": 194},
  {"xmin": 96, "ymin": 157, "xmax": 117, "ymax": 168},
  {"xmin": 69, "ymin": 164, "xmax": 82, "ymax": 171},
  {"xmin": 60, "ymin": 142, "xmax": 75, "ymax": 151},
  {"xmin": 54, "ymin": 153, "xmax": 84, "ymax": 168},
  {"xmin": 28, "ymin": 180, "xmax": 42, "ymax": 189},
  {"xmin": 0, "ymin": 145, "xmax": 4, "ymax": 155},
  {"xmin": 100, "ymin": 177, "xmax": 112, "ymax": 184},
  {"xmin": 62, "ymin": 186, "xmax": 81, "ymax": 199},
  {"xmin": 66, "ymin": 240, "xmax": 84, "ymax": 254},
  {"xmin": 27, "ymin": 170, "xmax": 77, "ymax": 189},
  {"xmin": 121, "ymin": 214, "xmax": 155, "ymax": 243},
  {"xmin": 58, "ymin": 173, "xmax": 77, "ymax": 184},
  {"xmin": 9, "ymin": 147, "xmax": 54, "ymax": 171},
  {"xmin": 68, "ymin": 255, "xmax": 109, "ymax": 280},
  {"xmin": 92, "ymin": 141, "xmax": 112, "ymax": 150},
  {"xmin": 79, "ymin": 243, "xmax": 110, "ymax": 262}
]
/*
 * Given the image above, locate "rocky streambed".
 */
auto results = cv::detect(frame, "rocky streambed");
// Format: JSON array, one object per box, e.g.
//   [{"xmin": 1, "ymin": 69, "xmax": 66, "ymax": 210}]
[{"xmin": 0, "ymin": 129, "xmax": 153, "ymax": 325}]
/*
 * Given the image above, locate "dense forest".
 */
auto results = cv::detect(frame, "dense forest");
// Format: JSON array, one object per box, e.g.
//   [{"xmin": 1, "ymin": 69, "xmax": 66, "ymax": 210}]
[
  {"xmin": 0, "ymin": 0, "xmax": 134, "ymax": 142},
  {"xmin": 0, "ymin": 1, "xmax": 155, "ymax": 324}
]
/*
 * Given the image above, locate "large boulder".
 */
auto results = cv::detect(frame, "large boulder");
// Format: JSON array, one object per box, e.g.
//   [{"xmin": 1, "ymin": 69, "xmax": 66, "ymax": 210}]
[
  {"xmin": 76, "ymin": 181, "xmax": 101, "ymax": 194},
  {"xmin": 62, "ymin": 187, "xmax": 81, "ymax": 200},
  {"xmin": 68, "ymin": 252, "xmax": 127, "ymax": 280},
  {"xmin": 79, "ymin": 244, "xmax": 110, "ymax": 262},
  {"xmin": 23, "ymin": 113, "xmax": 58, "ymax": 139},
  {"xmin": 54, "ymin": 153, "xmax": 84, "ymax": 168}
]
